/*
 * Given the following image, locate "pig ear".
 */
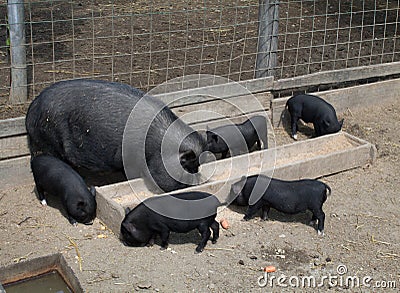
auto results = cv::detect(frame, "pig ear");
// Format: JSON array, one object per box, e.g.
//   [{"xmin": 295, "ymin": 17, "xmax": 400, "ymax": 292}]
[
  {"xmin": 125, "ymin": 207, "xmax": 131, "ymax": 215},
  {"xmin": 180, "ymin": 150, "xmax": 196, "ymax": 164},
  {"xmin": 197, "ymin": 129, "xmax": 207, "ymax": 142},
  {"xmin": 122, "ymin": 221, "xmax": 137, "ymax": 233},
  {"xmin": 339, "ymin": 119, "xmax": 344, "ymax": 128},
  {"xmin": 211, "ymin": 134, "xmax": 219, "ymax": 143},
  {"xmin": 232, "ymin": 176, "xmax": 247, "ymax": 194},
  {"xmin": 89, "ymin": 186, "xmax": 96, "ymax": 197}
]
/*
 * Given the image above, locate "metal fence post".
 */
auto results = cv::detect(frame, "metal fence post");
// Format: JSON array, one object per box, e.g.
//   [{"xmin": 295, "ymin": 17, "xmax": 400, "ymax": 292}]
[
  {"xmin": 256, "ymin": 0, "xmax": 279, "ymax": 78},
  {"xmin": 7, "ymin": 0, "xmax": 27, "ymax": 104}
]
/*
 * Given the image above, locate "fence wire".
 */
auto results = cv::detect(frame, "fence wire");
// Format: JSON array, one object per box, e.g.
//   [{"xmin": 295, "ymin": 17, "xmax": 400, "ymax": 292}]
[
  {"xmin": 1, "ymin": 0, "xmax": 260, "ymax": 101},
  {"xmin": 277, "ymin": 0, "xmax": 400, "ymax": 78},
  {"xmin": 0, "ymin": 0, "xmax": 399, "ymax": 113}
]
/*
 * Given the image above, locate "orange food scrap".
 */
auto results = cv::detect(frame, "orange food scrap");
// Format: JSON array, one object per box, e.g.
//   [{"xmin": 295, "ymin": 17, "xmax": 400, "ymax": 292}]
[
  {"xmin": 264, "ymin": 266, "xmax": 276, "ymax": 273},
  {"xmin": 220, "ymin": 218, "xmax": 229, "ymax": 229}
]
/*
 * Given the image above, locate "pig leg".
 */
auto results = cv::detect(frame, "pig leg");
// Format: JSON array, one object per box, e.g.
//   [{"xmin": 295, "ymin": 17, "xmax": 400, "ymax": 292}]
[
  {"xmin": 159, "ymin": 229, "xmax": 171, "ymax": 250},
  {"xmin": 35, "ymin": 185, "xmax": 47, "ymax": 206},
  {"xmin": 68, "ymin": 215, "xmax": 78, "ymax": 227},
  {"xmin": 210, "ymin": 220, "xmax": 219, "ymax": 244},
  {"xmin": 311, "ymin": 209, "xmax": 325, "ymax": 236},
  {"xmin": 146, "ymin": 234, "xmax": 156, "ymax": 247},
  {"xmin": 313, "ymin": 123, "xmax": 322, "ymax": 137},
  {"xmin": 261, "ymin": 205, "xmax": 270, "ymax": 221},
  {"xmin": 221, "ymin": 150, "xmax": 229, "ymax": 159},
  {"xmin": 290, "ymin": 115, "xmax": 300, "ymax": 140},
  {"xmin": 309, "ymin": 214, "xmax": 317, "ymax": 226},
  {"xmin": 196, "ymin": 223, "xmax": 212, "ymax": 253}
]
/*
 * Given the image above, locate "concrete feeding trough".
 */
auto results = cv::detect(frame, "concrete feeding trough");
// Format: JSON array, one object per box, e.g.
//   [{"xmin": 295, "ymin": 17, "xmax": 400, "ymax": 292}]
[
  {"xmin": 96, "ymin": 131, "xmax": 377, "ymax": 235},
  {"xmin": 0, "ymin": 253, "xmax": 83, "ymax": 293}
]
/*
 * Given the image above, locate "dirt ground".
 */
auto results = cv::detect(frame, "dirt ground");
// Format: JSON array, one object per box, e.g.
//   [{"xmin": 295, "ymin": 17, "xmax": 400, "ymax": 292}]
[{"xmin": 0, "ymin": 97, "xmax": 399, "ymax": 292}]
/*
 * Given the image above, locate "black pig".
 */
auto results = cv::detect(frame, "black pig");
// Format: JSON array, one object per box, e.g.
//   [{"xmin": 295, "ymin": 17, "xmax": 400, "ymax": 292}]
[
  {"xmin": 206, "ymin": 115, "xmax": 268, "ymax": 158},
  {"xmin": 120, "ymin": 192, "xmax": 222, "ymax": 253},
  {"xmin": 25, "ymin": 79, "xmax": 206, "ymax": 192},
  {"xmin": 30, "ymin": 155, "xmax": 97, "ymax": 225},
  {"xmin": 230, "ymin": 175, "xmax": 331, "ymax": 235},
  {"xmin": 286, "ymin": 94, "xmax": 343, "ymax": 140}
]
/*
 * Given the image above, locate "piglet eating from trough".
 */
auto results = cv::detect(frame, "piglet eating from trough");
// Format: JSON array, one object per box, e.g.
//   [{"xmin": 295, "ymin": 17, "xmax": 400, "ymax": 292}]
[
  {"xmin": 30, "ymin": 155, "xmax": 97, "ymax": 226},
  {"xmin": 286, "ymin": 94, "xmax": 343, "ymax": 140},
  {"xmin": 230, "ymin": 174, "xmax": 331, "ymax": 236},
  {"xmin": 206, "ymin": 115, "xmax": 268, "ymax": 158},
  {"xmin": 120, "ymin": 191, "xmax": 223, "ymax": 253}
]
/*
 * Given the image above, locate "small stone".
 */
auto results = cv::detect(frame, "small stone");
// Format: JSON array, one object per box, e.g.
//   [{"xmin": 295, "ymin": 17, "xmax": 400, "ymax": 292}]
[
  {"xmin": 325, "ymin": 257, "xmax": 332, "ymax": 262},
  {"xmin": 238, "ymin": 260, "xmax": 245, "ymax": 265},
  {"xmin": 209, "ymin": 283, "xmax": 215, "ymax": 290},
  {"xmin": 137, "ymin": 282, "xmax": 151, "ymax": 289},
  {"xmin": 249, "ymin": 255, "xmax": 257, "ymax": 260}
]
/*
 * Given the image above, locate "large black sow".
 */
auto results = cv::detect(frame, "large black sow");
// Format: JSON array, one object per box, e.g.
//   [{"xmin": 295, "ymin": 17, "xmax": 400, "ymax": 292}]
[{"xmin": 25, "ymin": 79, "xmax": 206, "ymax": 192}]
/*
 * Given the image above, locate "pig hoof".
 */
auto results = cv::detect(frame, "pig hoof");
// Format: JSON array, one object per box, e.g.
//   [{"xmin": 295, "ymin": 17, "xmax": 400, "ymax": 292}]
[
  {"xmin": 317, "ymin": 230, "xmax": 324, "ymax": 236},
  {"xmin": 69, "ymin": 217, "xmax": 78, "ymax": 226},
  {"xmin": 40, "ymin": 199, "xmax": 47, "ymax": 206},
  {"xmin": 195, "ymin": 248, "xmax": 203, "ymax": 254},
  {"xmin": 292, "ymin": 134, "xmax": 298, "ymax": 140}
]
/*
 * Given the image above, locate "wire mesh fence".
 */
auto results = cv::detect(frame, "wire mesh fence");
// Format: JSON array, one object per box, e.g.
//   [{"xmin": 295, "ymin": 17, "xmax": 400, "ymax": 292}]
[
  {"xmin": 277, "ymin": 0, "xmax": 400, "ymax": 78},
  {"xmin": 0, "ymin": 0, "xmax": 399, "ymax": 117},
  {"xmin": 1, "ymin": 0, "xmax": 261, "ymax": 102}
]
